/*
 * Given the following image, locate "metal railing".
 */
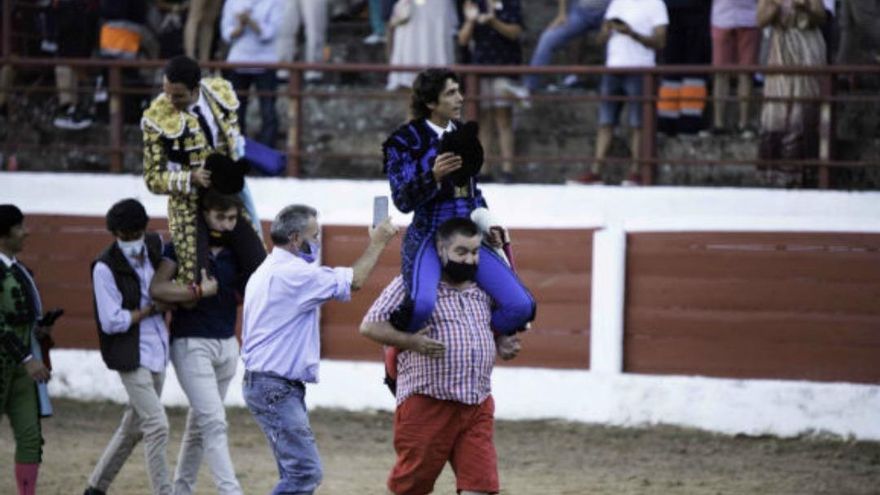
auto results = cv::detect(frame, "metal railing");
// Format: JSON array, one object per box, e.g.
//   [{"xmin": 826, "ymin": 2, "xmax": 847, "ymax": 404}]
[{"xmin": 1, "ymin": 56, "xmax": 878, "ymax": 187}]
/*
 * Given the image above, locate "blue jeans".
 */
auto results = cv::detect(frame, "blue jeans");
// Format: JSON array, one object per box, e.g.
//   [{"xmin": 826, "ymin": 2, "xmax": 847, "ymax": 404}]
[
  {"xmin": 243, "ymin": 371, "xmax": 322, "ymax": 495},
  {"xmin": 524, "ymin": 4, "xmax": 606, "ymax": 91},
  {"xmin": 227, "ymin": 70, "xmax": 279, "ymax": 147},
  {"xmin": 598, "ymin": 74, "xmax": 644, "ymax": 128},
  {"xmin": 369, "ymin": 0, "xmax": 386, "ymax": 36}
]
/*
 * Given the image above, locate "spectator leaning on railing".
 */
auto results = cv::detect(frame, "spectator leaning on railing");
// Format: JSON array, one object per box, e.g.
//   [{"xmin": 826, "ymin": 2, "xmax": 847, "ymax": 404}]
[
  {"xmin": 576, "ymin": 0, "xmax": 668, "ymax": 186},
  {"xmin": 457, "ymin": 0, "xmax": 524, "ymax": 184}
]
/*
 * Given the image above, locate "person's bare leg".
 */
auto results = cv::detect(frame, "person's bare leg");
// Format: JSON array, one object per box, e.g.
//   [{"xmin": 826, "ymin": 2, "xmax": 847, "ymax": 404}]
[
  {"xmin": 594, "ymin": 125, "xmax": 614, "ymax": 175},
  {"xmin": 713, "ymin": 74, "xmax": 729, "ymax": 129},
  {"xmin": 495, "ymin": 106, "xmax": 514, "ymax": 175},
  {"xmin": 55, "ymin": 65, "xmax": 77, "ymax": 107},
  {"xmin": 630, "ymin": 128, "xmax": 642, "ymax": 176},
  {"xmin": 737, "ymin": 73, "xmax": 752, "ymax": 129},
  {"xmin": 183, "ymin": 0, "xmax": 208, "ymax": 58},
  {"xmin": 197, "ymin": 0, "xmax": 223, "ymax": 61}
]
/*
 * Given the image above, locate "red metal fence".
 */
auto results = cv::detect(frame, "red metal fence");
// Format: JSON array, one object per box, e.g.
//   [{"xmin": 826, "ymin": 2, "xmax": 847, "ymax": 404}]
[{"xmin": 1, "ymin": 56, "xmax": 878, "ymax": 187}]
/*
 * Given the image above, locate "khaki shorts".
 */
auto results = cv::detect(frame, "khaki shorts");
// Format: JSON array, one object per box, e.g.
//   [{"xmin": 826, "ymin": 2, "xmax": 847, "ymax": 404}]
[{"xmin": 480, "ymin": 77, "xmax": 516, "ymax": 109}]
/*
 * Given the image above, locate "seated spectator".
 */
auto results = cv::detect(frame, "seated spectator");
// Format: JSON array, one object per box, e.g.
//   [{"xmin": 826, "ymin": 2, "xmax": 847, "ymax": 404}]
[
  {"xmin": 523, "ymin": 0, "xmax": 611, "ymax": 93},
  {"xmin": 702, "ymin": 0, "xmax": 760, "ymax": 139},
  {"xmin": 184, "ymin": 0, "xmax": 223, "ymax": 61},
  {"xmin": 458, "ymin": 0, "xmax": 524, "ymax": 183},
  {"xmin": 221, "ymin": 0, "xmax": 284, "ymax": 147},
  {"xmin": 277, "ymin": 0, "xmax": 329, "ymax": 83},
  {"xmin": 758, "ymin": 0, "xmax": 826, "ymax": 186},
  {"xmin": 836, "ymin": 0, "xmax": 880, "ymax": 65},
  {"xmin": 52, "ymin": 0, "xmax": 99, "ymax": 130},
  {"xmin": 657, "ymin": 0, "xmax": 710, "ymax": 136},
  {"xmin": 577, "ymin": 0, "xmax": 667, "ymax": 185},
  {"xmin": 386, "ymin": 0, "xmax": 458, "ymax": 91}
]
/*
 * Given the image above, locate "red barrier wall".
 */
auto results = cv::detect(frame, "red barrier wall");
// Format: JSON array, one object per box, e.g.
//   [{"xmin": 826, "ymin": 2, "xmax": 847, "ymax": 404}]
[
  {"xmin": 19, "ymin": 216, "xmax": 593, "ymax": 369},
  {"xmin": 625, "ymin": 232, "xmax": 880, "ymax": 384}
]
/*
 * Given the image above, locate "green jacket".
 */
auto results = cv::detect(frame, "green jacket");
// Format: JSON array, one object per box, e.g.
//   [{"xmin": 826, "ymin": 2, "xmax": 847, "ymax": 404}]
[{"xmin": 0, "ymin": 261, "xmax": 38, "ymax": 403}]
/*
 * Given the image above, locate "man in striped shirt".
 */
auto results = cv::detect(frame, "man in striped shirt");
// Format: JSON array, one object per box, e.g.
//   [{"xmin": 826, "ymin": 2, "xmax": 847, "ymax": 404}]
[{"xmin": 360, "ymin": 217, "xmax": 521, "ymax": 495}]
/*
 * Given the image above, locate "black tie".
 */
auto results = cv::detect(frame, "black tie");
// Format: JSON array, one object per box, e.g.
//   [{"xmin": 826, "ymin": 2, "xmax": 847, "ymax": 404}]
[{"xmin": 193, "ymin": 105, "xmax": 215, "ymax": 148}]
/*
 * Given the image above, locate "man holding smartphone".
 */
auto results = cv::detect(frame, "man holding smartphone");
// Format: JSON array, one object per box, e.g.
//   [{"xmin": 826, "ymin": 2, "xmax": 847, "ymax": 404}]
[{"xmin": 241, "ymin": 204, "xmax": 398, "ymax": 494}]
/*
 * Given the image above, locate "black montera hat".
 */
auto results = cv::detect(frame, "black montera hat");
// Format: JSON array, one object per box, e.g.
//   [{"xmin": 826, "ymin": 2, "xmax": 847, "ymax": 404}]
[
  {"xmin": 439, "ymin": 121, "xmax": 484, "ymax": 186},
  {"xmin": 204, "ymin": 153, "xmax": 248, "ymax": 194}
]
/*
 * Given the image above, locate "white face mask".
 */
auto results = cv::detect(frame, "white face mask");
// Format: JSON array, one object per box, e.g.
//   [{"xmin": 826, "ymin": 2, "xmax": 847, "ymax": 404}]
[{"xmin": 117, "ymin": 237, "xmax": 145, "ymax": 259}]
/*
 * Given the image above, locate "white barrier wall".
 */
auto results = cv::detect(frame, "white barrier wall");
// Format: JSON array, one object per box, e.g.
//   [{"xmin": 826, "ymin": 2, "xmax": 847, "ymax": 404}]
[{"xmin": 3, "ymin": 172, "xmax": 880, "ymax": 440}]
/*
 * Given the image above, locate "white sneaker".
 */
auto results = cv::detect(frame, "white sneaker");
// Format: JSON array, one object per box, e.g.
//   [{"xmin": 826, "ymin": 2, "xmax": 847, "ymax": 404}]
[
  {"xmin": 53, "ymin": 105, "xmax": 93, "ymax": 130},
  {"xmin": 363, "ymin": 33, "xmax": 385, "ymax": 45},
  {"xmin": 304, "ymin": 71, "xmax": 323, "ymax": 83},
  {"xmin": 40, "ymin": 39, "xmax": 58, "ymax": 54},
  {"xmin": 501, "ymin": 81, "xmax": 532, "ymax": 109},
  {"xmin": 562, "ymin": 74, "xmax": 580, "ymax": 88}
]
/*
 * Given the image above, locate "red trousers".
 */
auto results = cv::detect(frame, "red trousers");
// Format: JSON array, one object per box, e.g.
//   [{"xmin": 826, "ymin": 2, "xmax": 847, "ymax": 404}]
[{"xmin": 388, "ymin": 394, "xmax": 498, "ymax": 495}]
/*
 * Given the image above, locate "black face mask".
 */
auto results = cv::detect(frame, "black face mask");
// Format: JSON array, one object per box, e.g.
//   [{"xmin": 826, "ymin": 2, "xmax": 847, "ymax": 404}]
[
  {"xmin": 443, "ymin": 260, "xmax": 478, "ymax": 283},
  {"xmin": 208, "ymin": 229, "xmax": 233, "ymax": 247}
]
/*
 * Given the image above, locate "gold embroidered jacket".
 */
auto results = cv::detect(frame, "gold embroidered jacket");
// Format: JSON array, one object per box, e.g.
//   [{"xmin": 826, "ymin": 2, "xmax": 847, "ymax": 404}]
[{"xmin": 141, "ymin": 77, "xmax": 242, "ymax": 283}]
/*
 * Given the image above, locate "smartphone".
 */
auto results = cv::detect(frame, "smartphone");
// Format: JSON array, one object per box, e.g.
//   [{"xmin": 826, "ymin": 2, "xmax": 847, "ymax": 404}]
[{"xmin": 373, "ymin": 196, "xmax": 389, "ymax": 227}]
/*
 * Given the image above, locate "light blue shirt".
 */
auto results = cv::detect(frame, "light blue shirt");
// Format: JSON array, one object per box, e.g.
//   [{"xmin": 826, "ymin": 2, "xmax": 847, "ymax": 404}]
[
  {"xmin": 221, "ymin": 0, "xmax": 284, "ymax": 65},
  {"xmin": 241, "ymin": 247, "xmax": 353, "ymax": 383},
  {"xmin": 92, "ymin": 250, "xmax": 169, "ymax": 373}
]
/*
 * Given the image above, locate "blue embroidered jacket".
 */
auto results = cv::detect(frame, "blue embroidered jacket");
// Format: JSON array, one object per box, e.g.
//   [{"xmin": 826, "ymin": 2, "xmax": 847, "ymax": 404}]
[{"xmin": 383, "ymin": 119, "xmax": 488, "ymax": 284}]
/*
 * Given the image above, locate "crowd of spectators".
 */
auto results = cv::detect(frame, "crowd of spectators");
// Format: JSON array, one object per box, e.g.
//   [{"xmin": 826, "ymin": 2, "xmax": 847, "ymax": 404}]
[{"xmin": 3, "ymin": 0, "xmax": 880, "ymax": 184}]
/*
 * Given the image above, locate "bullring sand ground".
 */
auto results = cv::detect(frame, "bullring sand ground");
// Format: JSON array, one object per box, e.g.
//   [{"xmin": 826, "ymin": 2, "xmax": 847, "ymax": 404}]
[{"xmin": 2, "ymin": 399, "xmax": 879, "ymax": 495}]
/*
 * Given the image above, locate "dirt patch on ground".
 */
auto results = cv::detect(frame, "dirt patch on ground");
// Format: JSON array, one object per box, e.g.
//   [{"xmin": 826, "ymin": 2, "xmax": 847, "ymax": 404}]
[{"xmin": 2, "ymin": 399, "xmax": 879, "ymax": 494}]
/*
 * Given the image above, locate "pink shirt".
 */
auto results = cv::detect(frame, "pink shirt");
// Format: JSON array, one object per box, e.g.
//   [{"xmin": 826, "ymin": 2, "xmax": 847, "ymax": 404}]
[
  {"xmin": 363, "ymin": 276, "xmax": 496, "ymax": 405},
  {"xmin": 711, "ymin": 0, "xmax": 758, "ymax": 29}
]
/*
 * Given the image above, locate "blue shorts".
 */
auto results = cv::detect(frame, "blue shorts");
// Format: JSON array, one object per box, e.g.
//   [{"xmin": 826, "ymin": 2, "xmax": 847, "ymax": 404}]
[{"xmin": 598, "ymin": 74, "xmax": 645, "ymax": 128}]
